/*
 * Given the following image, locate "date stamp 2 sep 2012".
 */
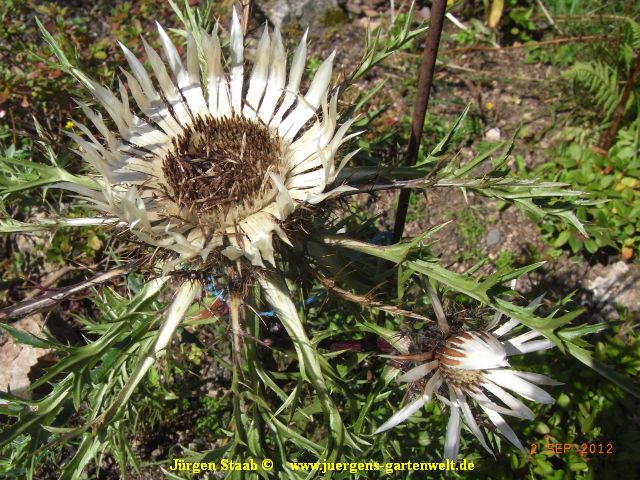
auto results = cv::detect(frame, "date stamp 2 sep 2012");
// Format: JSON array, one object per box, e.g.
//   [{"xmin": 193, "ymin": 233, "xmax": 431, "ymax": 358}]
[{"xmin": 530, "ymin": 436, "xmax": 614, "ymax": 457}]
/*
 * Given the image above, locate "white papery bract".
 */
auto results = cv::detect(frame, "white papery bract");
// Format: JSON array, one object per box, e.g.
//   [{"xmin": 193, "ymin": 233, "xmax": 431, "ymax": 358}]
[
  {"xmin": 375, "ymin": 315, "xmax": 559, "ymax": 460},
  {"xmin": 61, "ymin": 11, "xmax": 357, "ymax": 270}
]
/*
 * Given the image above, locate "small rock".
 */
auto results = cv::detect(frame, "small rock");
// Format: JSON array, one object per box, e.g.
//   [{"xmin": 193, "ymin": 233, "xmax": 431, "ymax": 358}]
[
  {"xmin": 415, "ymin": 6, "xmax": 431, "ymax": 22},
  {"xmin": 151, "ymin": 449, "xmax": 163, "ymax": 459},
  {"xmin": 258, "ymin": 0, "xmax": 339, "ymax": 29},
  {"xmin": 485, "ymin": 228, "xmax": 501, "ymax": 248},
  {"xmin": 357, "ymin": 16, "xmax": 381, "ymax": 29},
  {"xmin": 363, "ymin": 7, "xmax": 379, "ymax": 17},
  {"xmin": 485, "ymin": 127, "xmax": 502, "ymax": 142},
  {"xmin": 346, "ymin": 3, "xmax": 362, "ymax": 15}
]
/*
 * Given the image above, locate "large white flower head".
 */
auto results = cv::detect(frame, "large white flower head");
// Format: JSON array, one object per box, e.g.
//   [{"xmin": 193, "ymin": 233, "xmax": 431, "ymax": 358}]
[
  {"xmin": 61, "ymin": 10, "xmax": 357, "ymax": 271},
  {"xmin": 376, "ymin": 305, "xmax": 560, "ymax": 460}
]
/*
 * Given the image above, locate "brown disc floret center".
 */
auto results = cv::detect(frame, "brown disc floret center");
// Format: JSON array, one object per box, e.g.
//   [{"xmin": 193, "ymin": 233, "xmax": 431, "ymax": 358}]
[
  {"xmin": 439, "ymin": 364, "xmax": 484, "ymax": 391},
  {"xmin": 162, "ymin": 115, "xmax": 282, "ymax": 217}
]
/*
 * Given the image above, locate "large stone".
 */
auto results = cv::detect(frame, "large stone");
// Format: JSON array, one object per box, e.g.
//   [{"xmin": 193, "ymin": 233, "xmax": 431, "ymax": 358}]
[
  {"xmin": 0, "ymin": 314, "xmax": 52, "ymax": 398},
  {"xmin": 584, "ymin": 261, "xmax": 640, "ymax": 314},
  {"xmin": 256, "ymin": 0, "xmax": 340, "ymax": 29}
]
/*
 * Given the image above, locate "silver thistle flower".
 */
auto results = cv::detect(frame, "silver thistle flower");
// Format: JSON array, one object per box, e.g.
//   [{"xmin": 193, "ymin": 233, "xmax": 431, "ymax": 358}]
[
  {"xmin": 61, "ymin": 10, "xmax": 356, "ymax": 271},
  {"xmin": 376, "ymin": 302, "xmax": 560, "ymax": 459}
]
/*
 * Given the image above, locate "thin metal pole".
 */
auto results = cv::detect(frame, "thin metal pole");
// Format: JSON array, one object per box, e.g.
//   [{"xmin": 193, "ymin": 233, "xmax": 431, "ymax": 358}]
[{"xmin": 392, "ymin": 0, "xmax": 448, "ymax": 243}]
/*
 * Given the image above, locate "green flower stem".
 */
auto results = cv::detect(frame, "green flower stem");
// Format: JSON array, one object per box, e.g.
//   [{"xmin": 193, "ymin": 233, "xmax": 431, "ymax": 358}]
[
  {"xmin": 259, "ymin": 270, "xmax": 347, "ymax": 467},
  {"xmin": 229, "ymin": 291, "xmax": 243, "ymax": 368},
  {"xmin": 335, "ymin": 177, "xmax": 580, "ymax": 196},
  {"xmin": 229, "ymin": 290, "xmax": 249, "ymax": 447}
]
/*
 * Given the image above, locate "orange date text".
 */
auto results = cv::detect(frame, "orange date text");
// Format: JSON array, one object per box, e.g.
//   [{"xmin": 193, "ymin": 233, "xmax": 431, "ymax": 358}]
[{"xmin": 529, "ymin": 438, "xmax": 613, "ymax": 457}]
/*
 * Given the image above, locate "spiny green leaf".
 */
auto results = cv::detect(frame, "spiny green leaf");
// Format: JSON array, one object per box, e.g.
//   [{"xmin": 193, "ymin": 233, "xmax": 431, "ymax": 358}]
[
  {"xmin": 315, "ymin": 226, "xmax": 442, "ymax": 264},
  {"xmin": 423, "ymin": 104, "xmax": 470, "ymax": 160},
  {"xmin": 0, "ymin": 322, "xmax": 56, "ymax": 349},
  {"xmin": 450, "ymin": 140, "xmax": 504, "ymax": 178},
  {"xmin": 564, "ymin": 342, "xmax": 640, "ymax": 399},
  {"xmin": 557, "ymin": 322, "xmax": 608, "ymax": 342}
]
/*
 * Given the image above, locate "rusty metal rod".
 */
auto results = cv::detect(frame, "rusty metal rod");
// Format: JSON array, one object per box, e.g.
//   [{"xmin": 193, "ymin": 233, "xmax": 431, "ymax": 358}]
[{"xmin": 392, "ymin": 0, "xmax": 448, "ymax": 243}]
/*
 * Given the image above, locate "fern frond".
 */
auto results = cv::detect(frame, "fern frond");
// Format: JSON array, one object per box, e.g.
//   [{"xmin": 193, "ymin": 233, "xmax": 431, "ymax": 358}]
[
  {"xmin": 564, "ymin": 60, "xmax": 621, "ymax": 119},
  {"xmin": 628, "ymin": 18, "xmax": 640, "ymax": 49},
  {"xmin": 621, "ymin": 43, "xmax": 635, "ymax": 72}
]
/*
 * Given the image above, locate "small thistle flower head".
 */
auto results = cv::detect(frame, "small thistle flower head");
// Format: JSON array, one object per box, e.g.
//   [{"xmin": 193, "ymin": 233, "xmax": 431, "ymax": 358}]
[
  {"xmin": 61, "ymin": 11, "xmax": 357, "ymax": 272},
  {"xmin": 376, "ymin": 308, "xmax": 560, "ymax": 460}
]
